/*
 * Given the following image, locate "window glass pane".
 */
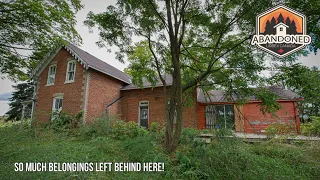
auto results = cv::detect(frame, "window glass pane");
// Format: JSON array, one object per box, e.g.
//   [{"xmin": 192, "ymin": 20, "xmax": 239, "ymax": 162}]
[
  {"xmin": 68, "ymin": 72, "xmax": 74, "ymax": 81},
  {"xmin": 68, "ymin": 63, "xmax": 72, "ymax": 71},
  {"xmin": 49, "ymin": 77, "xmax": 54, "ymax": 84},
  {"xmin": 58, "ymin": 99, "xmax": 63, "ymax": 109}
]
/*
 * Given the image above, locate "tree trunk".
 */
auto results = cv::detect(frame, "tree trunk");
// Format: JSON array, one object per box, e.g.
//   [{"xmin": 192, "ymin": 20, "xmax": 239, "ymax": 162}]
[{"xmin": 164, "ymin": 46, "xmax": 183, "ymax": 153}]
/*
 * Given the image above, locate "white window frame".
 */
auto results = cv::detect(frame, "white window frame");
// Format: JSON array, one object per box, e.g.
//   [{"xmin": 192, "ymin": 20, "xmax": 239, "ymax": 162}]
[
  {"xmin": 138, "ymin": 101, "xmax": 149, "ymax": 127},
  {"xmin": 52, "ymin": 96, "xmax": 63, "ymax": 120},
  {"xmin": 65, "ymin": 60, "xmax": 76, "ymax": 83},
  {"xmin": 46, "ymin": 64, "xmax": 56, "ymax": 86}
]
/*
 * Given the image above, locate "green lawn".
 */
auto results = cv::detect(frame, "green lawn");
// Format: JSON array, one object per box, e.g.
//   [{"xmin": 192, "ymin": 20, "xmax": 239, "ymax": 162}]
[{"xmin": 1, "ymin": 120, "xmax": 320, "ymax": 179}]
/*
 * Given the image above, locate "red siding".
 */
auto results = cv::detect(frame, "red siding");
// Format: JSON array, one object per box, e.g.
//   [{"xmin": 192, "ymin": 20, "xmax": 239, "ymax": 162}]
[
  {"xmin": 197, "ymin": 101, "xmax": 301, "ymax": 133},
  {"xmin": 243, "ymin": 101, "xmax": 299, "ymax": 133},
  {"xmin": 197, "ymin": 104, "xmax": 206, "ymax": 129}
]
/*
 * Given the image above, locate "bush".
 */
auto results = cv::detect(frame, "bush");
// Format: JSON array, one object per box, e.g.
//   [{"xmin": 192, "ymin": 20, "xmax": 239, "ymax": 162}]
[
  {"xmin": 50, "ymin": 111, "xmax": 82, "ymax": 132},
  {"xmin": 79, "ymin": 116, "xmax": 118, "ymax": 137},
  {"xmin": 180, "ymin": 128, "xmax": 199, "ymax": 144},
  {"xmin": 112, "ymin": 121, "xmax": 148, "ymax": 140},
  {"xmin": 79, "ymin": 116, "xmax": 148, "ymax": 140},
  {"xmin": 301, "ymin": 116, "xmax": 320, "ymax": 136},
  {"xmin": 266, "ymin": 123, "xmax": 292, "ymax": 139},
  {"xmin": 150, "ymin": 122, "xmax": 160, "ymax": 133}
]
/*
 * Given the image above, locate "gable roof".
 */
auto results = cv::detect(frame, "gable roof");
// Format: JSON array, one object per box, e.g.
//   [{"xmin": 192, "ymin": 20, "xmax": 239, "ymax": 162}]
[
  {"xmin": 121, "ymin": 75, "xmax": 173, "ymax": 90},
  {"xmin": 197, "ymin": 85, "xmax": 302, "ymax": 103},
  {"xmin": 274, "ymin": 22, "xmax": 289, "ymax": 28},
  {"xmin": 31, "ymin": 42, "xmax": 131, "ymax": 84}
]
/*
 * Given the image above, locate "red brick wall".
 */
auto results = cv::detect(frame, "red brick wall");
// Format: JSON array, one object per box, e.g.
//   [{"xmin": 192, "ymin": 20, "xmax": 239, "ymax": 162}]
[
  {"xmin": 85, "ymin": 69, "xmax": 125, "ymax": 123},
  {"xmin": 35, "ymin": 49, "xmax": 86, "ymax": 122},
  {"xmin": 120, "ymin": 87, "xmax": 197, "ymax": 128},
  {"xmin": 243, "ymin": 101, "xmax": 300, "ymax": 134}
]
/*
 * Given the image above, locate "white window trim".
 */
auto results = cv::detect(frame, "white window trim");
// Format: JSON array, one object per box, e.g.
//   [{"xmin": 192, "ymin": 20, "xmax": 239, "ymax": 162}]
[
  {"xmin": 46, "ymin": 64, "xmax": 56, "ymax": 86},
  {"xmin": 65, "ymin": 60, "xmax": 76, "ymax": 84},
  {"xmin": 138, "ymin": 101, "xmax": 149, "ymax": 127},
  {"xmin": 52, "ymin": 96, "xmax": 63, "ymax": 120}
]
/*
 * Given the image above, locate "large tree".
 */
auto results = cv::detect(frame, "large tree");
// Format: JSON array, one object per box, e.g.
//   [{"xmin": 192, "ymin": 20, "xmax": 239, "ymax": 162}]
[
  {"xmin": 0, "ymin": 0, "xmax": 83, "ymax": 80},
  {"xmin": 6, "ymin": 82, "xmax": 34, "ymax": 121},
  {"xmin": 85, "ymin": 0, "xmax": 320, "ymax": 153}
]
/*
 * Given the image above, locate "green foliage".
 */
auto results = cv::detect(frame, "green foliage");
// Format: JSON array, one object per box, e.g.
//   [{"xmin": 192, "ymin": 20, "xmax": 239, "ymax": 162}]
[
  {"xmin": 215, "ymin": 128, "xmax": 234, "ymax": 137},
  {"xmin": 0, "ymin": 0, "xmax": 83, "ymax": 80},
  {"xmin": 2, "ymin": 122, "xmax": 320, "ymax": 179},
  {"xmin": 301, "ymin": 116, "xmax": 320, "ymax": 136},
  {"xmin": 79, "ymin": 116, "xmax": 117, "ymax": 137},
  {"xmin": 150, "ymin": 121, "xmax": 160, "ymax": 133},
  {"xmin": 254, "ymin": 88, "xmax": 282, "ymax": 115},
  {"xmin": 78, "ymin": 116, "xmax": 148, "ymax": 140},
  {"xmin": 50, "ymin": 111, "xmax": 82, "ymax": 132},
  {"xmin": 271, "ymin": 64, "xmax": 320, "ymax": 117},
  {"xmin": 266, "ymin": 123, "xmax": 293, "ymax": 139},
  {"xmin": 179, "ymin": 128, "xmax": 199, "ymax": 145},
  {"xmin": 6, "ymin": 82, "xmax": 34, "ymax": 121},
  {"xmin": 83, "ymin": 0, "xmax": 320, "ymax": 153},
  {"xmin": 111, "ymin": 121, "xmax": 148, "ymax": 140}
]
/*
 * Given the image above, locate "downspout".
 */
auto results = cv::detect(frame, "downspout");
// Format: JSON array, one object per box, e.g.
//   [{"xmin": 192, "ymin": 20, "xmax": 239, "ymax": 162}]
[{"xmin": 105, "ymin": 96, "xmax": 123, "ymax": 117}]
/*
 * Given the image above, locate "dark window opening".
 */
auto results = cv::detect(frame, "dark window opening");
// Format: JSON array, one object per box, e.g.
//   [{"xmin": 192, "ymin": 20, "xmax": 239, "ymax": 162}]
[{"xmin": 205, "ymin": 105, "xmax": 234, "ymax": 130}]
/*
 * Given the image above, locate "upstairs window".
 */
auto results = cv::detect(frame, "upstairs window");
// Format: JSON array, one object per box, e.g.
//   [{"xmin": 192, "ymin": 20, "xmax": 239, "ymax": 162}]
[
  {"xmin": 65, "ymin": 60, "xmax": 76, "ymax": 83},
  {"xmin": 47, "ymin": 65, "xmax": 56, "ymax": 85}
]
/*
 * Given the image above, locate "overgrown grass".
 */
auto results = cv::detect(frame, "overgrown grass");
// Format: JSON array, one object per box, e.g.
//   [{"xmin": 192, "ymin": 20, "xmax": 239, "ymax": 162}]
[{"xmin": 1, "ymin": 120, "xmax": 320, "ymax": 179}]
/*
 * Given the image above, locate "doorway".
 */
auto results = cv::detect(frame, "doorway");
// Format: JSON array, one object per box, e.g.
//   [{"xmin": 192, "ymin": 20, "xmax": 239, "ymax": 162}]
[{"xmin": 139, "ymin": 101, "xmax": 149, "ymax": 128}]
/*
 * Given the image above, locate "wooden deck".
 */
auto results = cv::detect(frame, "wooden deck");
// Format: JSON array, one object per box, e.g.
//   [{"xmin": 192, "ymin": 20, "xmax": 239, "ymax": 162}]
[{"xmin": 234, "ymin": 132, "xmax": 320, "ymax": 142}]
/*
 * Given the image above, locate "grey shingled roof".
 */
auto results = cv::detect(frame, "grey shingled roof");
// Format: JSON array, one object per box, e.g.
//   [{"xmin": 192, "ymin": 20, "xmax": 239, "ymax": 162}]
[
  {"xmin": 66, "ymin": 43, "xmax": 131, "ymax": 84},
  {"xmin": 197, "ymin": 85, "xmax": 302, "ymax": 103},
  {"xmin": 121, "ymin": 75, "xmax": 173, "ymax": 90}
]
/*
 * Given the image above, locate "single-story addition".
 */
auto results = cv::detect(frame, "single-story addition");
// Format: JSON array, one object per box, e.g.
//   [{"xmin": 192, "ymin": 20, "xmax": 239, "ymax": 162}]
[{"xmin": 30, "ymin": 42, "xmax": 302, "ymax": 134}]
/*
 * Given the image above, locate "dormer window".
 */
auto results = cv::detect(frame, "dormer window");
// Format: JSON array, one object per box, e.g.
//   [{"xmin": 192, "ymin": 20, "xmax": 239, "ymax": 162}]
[
  {"xmin": 65, "ymin": 60, "xmax": 76, "ymax": 83},
  {"xmin": 46, "ymin": 64, "xmax": 56, "ymax": 86}
]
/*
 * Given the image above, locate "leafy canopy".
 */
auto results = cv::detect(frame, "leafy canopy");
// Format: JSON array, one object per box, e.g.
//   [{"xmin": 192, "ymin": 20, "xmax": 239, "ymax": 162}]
[{"xmin": 0, "ymin": 0, "xmax": 83, "ymax": 80}]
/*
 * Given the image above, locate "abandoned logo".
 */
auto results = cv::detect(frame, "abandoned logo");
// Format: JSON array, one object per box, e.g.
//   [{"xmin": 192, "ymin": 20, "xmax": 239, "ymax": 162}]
[{"xmin": 251, "ymin": 5, "xmax": 311, "ymax": 57}]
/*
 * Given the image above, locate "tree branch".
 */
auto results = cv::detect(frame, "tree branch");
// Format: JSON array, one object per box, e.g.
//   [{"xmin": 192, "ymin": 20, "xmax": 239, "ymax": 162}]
[{"xmin": 182, "ymin": 35, "xmax": 253, "ymax": 92}]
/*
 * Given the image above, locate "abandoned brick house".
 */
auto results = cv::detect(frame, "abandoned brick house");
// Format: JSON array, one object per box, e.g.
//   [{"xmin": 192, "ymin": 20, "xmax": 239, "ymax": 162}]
[{"xmin": 31, "ymin": 43, "xmax": 302, "ymax": 134}]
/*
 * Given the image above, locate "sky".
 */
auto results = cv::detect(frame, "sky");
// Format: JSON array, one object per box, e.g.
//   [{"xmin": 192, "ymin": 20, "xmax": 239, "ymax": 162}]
[{"xmin": 0, "ymin": 0, "xmax": 319, "ymax": 114}]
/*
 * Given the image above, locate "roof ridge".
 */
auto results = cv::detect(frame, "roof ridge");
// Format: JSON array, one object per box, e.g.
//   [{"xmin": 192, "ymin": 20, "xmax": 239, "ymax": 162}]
[{"xmin": 66, "ymin": 42, "xmax": 131, "ymax": 84}]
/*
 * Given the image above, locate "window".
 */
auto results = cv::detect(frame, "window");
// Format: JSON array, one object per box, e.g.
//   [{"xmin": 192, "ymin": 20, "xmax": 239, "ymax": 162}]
[
  {"xmin": 47, "ymin": 65, "xmax": 56, "ymax": 85},
  {"xmin": 280, "ymin": 27, "xmax": 283, "ymax": 31},
  {"xmin": 65, "ymin": 60, "xmax": 76, "ymax": 83},
  {"xmin": 205, "ymin": 105, "xmax": 234, "ymax": 130},
  {"xmin": 52, "ymin": 97, "xmax": 63, "ymax": 120},
  {"xmin": 139, "ymin": 101, "xmax": 149, "ymax": 128}
]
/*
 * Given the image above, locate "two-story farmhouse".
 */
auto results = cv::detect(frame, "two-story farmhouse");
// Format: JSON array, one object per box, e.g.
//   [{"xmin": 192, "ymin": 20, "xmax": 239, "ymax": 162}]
[{"xmin": 31, "ymin": 43, "xmax": 302, "ymax": 134}]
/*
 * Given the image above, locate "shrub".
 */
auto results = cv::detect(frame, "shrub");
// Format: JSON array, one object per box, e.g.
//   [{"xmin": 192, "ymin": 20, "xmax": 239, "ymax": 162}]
[
  {"xmin": 150, "ymin": 122, "xmax": 160, "ymax": 133},
  {"xmin": 112, "ymin": 121, "xmax": 148, "ymax": 140},
  {"xmin": 180, "ymin": 128, "xmax": 199, "ymax": 144},
  {"xmin": 301, "ymin": 116, "xmax": 320, "ymax": 136},
  {"xmin": 79, "ymin": 116, "xmax": 118, "ymax": 137},
  {"xmin": 266, "ymin": 123, "xmax": 292, "ymax": 139},
  {"xmin": 50, "ymin": 111, "xmax": 82, "ymax": 132},
  {"xmin": 215, "ymin": 128, "xmax": 233, "ymax": 137}
]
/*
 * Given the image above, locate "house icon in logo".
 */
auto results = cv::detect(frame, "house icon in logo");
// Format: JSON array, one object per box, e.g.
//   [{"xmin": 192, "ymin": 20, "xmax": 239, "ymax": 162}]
[{"xmin": 274, "ymin": 22, "xmax": 289, "ymax": 36}]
